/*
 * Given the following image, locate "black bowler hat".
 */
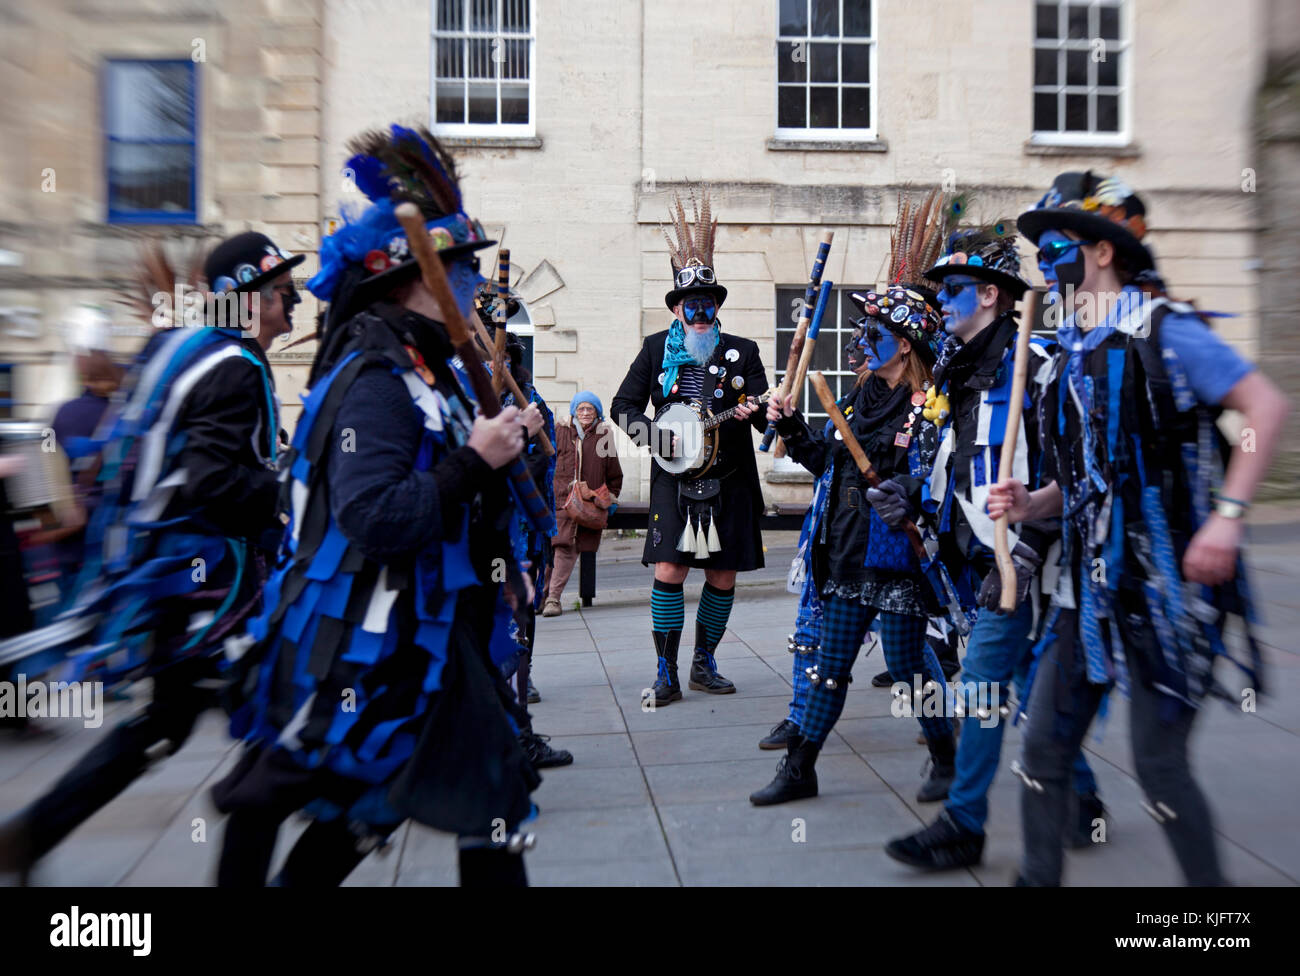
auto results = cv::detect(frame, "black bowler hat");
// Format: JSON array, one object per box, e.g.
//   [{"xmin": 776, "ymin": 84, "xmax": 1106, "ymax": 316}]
[
  {"xmin": 1017, "ymin": 171, "xmax": 1154, "ymax": 272},
  {"xmin": 203, "ymin": 232, "xmax": 306, "ymax": 295}
]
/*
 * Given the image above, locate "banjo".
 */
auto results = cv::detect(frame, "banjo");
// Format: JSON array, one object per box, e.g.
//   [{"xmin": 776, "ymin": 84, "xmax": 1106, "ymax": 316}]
[{"xmin": 653, "ymin": 391, "xmax": 773, "ymax": 479}]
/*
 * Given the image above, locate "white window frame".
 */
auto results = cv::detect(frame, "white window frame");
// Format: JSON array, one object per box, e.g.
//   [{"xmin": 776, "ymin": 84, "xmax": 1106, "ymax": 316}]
[
  {"xmin": 1030, "ymin": 0, "xmax": 1132, "ymax": 148},
  {"xmin": 773, "ymin": 0, "xmax": 877, "ymax": 142},
  {"xmin": 771, "ymin": 283, "xmax": 865, "ymax": 472},
  {"xmin": 430, "ymin": 0, "xmax": 536, "ymax": 137}
]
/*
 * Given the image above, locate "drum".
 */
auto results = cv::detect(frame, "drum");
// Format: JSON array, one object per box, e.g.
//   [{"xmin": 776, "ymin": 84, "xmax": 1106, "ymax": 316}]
[{"xmin": 0, "ymin": 422, "xmax": 74, "ymax": 514}]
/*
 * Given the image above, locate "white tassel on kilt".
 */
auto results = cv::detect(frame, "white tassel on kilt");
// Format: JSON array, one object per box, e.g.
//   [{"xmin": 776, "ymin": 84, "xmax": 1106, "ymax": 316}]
[
  {"xmin": 677, "ymin": 521, "xmax": 694, "ymax": 552},
  {"xmin": 693, "ymin": 519, "xmax": 710, "ymax": 559},
  {"xmin": 705, "ymin": 510, "xmax": 721, "ymax": 553}
]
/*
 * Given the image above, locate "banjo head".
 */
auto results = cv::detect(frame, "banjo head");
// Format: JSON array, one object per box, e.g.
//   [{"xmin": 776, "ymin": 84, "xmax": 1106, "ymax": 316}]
[{"xmin": 653, "ymin": 401, "xmax": 707, "ymax": 475}]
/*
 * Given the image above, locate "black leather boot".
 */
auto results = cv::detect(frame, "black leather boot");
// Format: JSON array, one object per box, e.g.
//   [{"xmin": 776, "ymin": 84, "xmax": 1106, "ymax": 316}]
[
  {"xmin": 688, "ymin": 623, "xmax": 736, "ymax": 694},
  {"xmin": 885, "ymin": 810, "xmax": 985, "ymax": 870},
  {"xmin": 917, "ymin": 733, "xmax": 957, "ymax": 803},
  {"xmin": 644, "ymin": 630, "xmax": 683, "ymax": 706},
  {"xmin": 749, "ymin": 736, "xmax": 820, "ymax": 806}
]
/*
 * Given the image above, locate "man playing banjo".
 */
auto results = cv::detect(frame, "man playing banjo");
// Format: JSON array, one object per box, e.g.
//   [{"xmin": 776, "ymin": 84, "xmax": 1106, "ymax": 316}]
[{"xmin": 612, "ymin": 189, "xmax": 770, "ymax": 706}]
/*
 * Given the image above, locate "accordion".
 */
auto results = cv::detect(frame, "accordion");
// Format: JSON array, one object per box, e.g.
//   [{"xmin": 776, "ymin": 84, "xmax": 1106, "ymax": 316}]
[{"xmin": 0, "ymin": 422, "xmax": 74, "ymax": 514}]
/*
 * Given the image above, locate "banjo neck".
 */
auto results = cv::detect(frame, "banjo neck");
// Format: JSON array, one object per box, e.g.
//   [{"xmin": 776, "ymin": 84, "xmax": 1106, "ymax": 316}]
[{"xmin": 700, "ymin": 391, "xmax": 772, "ymax": 433}]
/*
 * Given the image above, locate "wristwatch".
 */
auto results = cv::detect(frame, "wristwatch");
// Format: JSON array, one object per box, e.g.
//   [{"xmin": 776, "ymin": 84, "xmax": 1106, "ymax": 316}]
[{"xmin": 1214, "ymin": 496, "xmax": 1249, "ymax": 520}]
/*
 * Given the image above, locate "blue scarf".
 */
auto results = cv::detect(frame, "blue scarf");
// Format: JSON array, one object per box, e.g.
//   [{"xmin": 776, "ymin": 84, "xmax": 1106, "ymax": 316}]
[{"xmin": 661, "ymin": 319, "xmax": 721, "ymax": 397}]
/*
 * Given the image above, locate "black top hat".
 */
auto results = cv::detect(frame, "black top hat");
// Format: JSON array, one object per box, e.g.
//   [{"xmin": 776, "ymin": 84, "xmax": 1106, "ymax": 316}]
[
  {"xmin": 204, "ymin": 232, "xmax": 305, "ymax": 295},
  {"xmin": 1017, "ymin": 171, "xmax": 1154, "ymax": 272},
  {"xmin": 924, "ymin": 224, "xmax": 1030, "ymax": 300}
]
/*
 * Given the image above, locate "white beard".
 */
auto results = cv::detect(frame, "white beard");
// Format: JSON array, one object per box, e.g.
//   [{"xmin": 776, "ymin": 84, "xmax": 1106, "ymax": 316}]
[{"xmin": 683, "ymin": 327, "xmax": 718, "ymax": 366}]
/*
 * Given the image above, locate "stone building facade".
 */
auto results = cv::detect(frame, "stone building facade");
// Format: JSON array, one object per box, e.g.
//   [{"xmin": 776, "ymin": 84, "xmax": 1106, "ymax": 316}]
[{"xmin": 2, "ymin": 0, "xmax": 1295, "ymax": 503}]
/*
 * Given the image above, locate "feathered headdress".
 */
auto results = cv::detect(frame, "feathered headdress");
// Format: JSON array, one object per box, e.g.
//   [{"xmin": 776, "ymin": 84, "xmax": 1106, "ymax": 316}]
[
  {"xmin": 887, "ymin": 187, "xmax": 962, "ymax": 292},
  {"xmin": 662, "ymin": 187, "xmax": 717, "ymax": 274},
  {"xmin": 345, "ymin": 124, "xmax": 463, "ymax": 218},
  {"xmin": 116, "ymin": 240, "xmax": 207, "ymax": 328},
  {"xmin": 925, "ymin": 218, "xmax": 1030, "ymax": 299}
]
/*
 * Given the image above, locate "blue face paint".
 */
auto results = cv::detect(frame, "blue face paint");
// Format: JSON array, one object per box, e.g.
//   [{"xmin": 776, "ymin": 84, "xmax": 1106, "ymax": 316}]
[
  {"xmin": 937, "ymin": 277, "xmax": 981, "ymax": 334},
  {"xmin": 682, "ymin": 296, "xmax": 717, "ymax": 325},
  {"xmin": 865, "ymin": 327, "xmax": 899, "ymax": 372},
  {"xmin": 1036, "ymin": 229, "xmax": 1087, "ymax": 293},
  {"xmin": 447, "ymin": 257, "xmax": 486, "ymax": 319}
]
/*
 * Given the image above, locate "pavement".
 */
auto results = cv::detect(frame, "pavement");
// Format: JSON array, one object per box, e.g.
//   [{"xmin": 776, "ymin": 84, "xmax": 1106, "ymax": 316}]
[{"xmin": 2, "ymin": 507, "xmax": 1298, "ymax": 887}]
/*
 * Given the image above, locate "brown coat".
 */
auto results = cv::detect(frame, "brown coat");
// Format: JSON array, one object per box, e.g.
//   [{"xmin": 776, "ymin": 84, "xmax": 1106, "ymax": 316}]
[{"xmin": 553, "ymin": 416, "xmax": 623, "ymax": 551}]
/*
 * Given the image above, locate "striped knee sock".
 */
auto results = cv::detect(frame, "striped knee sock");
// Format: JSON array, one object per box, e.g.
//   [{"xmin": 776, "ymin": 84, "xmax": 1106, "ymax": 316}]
[
  {"xmin": 696, "ymin": 582, "xmax": 735, "ymax": 649},
  {"xmin": 651, "ymin": 579, "xmax": 685, "ymax": 633}
]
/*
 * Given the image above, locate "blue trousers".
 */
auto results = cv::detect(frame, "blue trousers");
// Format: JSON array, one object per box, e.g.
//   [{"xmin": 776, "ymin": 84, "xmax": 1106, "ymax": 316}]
[
  {"xmin": 802, "ymin": 597, "xmax": 952, "ymax": 746},
  {"xmin": 945, "ymin": 600, "xmax": 1098, "ymax": 834}
]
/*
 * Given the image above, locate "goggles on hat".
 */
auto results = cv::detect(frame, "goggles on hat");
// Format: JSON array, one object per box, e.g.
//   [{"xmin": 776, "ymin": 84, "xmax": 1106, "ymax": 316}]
[
  {"xmin": 1036, "ymin": 239, "xmax": 1091, "ymax": 265},
  {"xmin": 675, "ymin": 265, "xmax": 716, "ymax": 289}
]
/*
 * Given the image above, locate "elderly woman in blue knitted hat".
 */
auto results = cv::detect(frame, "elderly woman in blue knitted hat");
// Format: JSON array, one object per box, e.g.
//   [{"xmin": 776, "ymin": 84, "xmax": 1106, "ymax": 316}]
[{"xmin": 543, "ymin": 392, "xmax": 623, "ymax": 615}]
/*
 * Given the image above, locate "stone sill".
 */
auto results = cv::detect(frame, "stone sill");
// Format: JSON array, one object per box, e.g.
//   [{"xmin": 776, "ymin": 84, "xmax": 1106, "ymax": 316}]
[
  {"xmin": 440, "ymin": 136, "xmax": 543, "ymax": 150},
  {"xmin": 766, "ymin": 137, "xmax": 888, "ymax": 153},
  {"xmin": 1023, "ymin": 140, "xmax": 1141, "ymax": 159},
  {"xmin": 766, "ymin": 469, "xmax": 814, "ymax": 484}
]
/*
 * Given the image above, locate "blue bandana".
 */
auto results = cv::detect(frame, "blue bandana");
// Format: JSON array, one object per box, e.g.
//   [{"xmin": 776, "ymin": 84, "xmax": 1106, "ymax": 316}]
[{"xmin": 661, "ymin": 319, "xmax": 721, "ymax": 396}]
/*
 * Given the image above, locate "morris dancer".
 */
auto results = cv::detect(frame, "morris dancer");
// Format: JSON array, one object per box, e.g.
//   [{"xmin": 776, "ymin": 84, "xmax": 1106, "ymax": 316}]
[
  {"xmin": 992, "ymin": 171, "xmax": 1288, "ymax": 885},
  {"xmin": 0, "ymin": 232, "xmax": 296, "ymax": 880},
  {"xmin": 611, "ymin": 189, "xmax": 769, "ymax": 706},
  {"xmin": 750, "ymin": 189, "xmax": 957, "ymax": 805},
  {"xmin": 886, "ymin": 221, "xmax": 1104, "ymax": 870},
  {"xmin": 213, "ymin": 125, "xmax": 546, "ymax": 887}
]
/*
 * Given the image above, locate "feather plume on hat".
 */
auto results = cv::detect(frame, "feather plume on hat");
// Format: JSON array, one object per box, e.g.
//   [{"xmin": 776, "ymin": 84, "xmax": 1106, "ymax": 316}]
[
  {"xmin": 661, "ymin": 186, "xmax": 718, "ymax": 273},
  {"xmin": 887, "ymin": 187, "xmax": 958, "ymax": 292},
  {"xmin": 116, "ymin": 240, "xmax": 207, "ymax": 328}
]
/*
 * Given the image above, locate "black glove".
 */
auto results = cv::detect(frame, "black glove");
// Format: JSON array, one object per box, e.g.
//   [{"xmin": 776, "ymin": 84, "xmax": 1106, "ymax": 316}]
[
  {"xmin": 865, "ymin": 479, "xmax": 915, "ymax": 529},
  {"xmin": 649, "ymin": 424, "xmax": 676, "ymax": 460},
  {"xmin": 976, "ymin": 540, "xmax": 1044, "ymax": 615}
]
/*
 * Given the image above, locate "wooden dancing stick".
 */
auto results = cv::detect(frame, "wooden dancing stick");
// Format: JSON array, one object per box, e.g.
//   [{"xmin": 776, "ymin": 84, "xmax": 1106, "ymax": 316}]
[
  {"xmin": 993, "ymin": 312, "xmax": 1036, "ymax": 611},
  {"xmin": 760, "ymin": 230, "xmax": 834, "ymax": 452},
  {"xmin": 776, "ymin": 277, "xmax": 834, "ymax": 458},
  {"xmin": 810, "ymin": 371, "xmax": 926, "ymax": 561},
  {"xmin": 395, "ymin": 204, "xmax": 554, "ymax": 456},
  {"xmin": 490, "ymin": 247, "xmax": 510, "ymax": 392}
]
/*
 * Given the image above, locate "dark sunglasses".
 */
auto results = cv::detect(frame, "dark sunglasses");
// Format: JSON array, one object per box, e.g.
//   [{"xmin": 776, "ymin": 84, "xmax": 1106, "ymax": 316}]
[
  {"xmin": 940, "ymin": 278, "xmax": 981, "ymax": 300},
  {"xmin": 1036, "ymin": 239, "xmax": 1091, "ymax": 265}
]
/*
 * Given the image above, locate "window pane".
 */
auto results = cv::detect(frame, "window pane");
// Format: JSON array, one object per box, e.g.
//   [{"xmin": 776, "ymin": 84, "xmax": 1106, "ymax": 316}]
[
  {"xmin": 437, "ymin": 0, "xmax": 462, "ymax": 31},
  {"xmin": 1096, "ymin": 93, "xmax": 1119, "ymax": 131},
  {"xmin": 779, "ymin": 0, "xmax": 808, "ymax": 36},
  {"xmin": 106, "ymin": 62, "xmax": 193, "ymax": 139},
  {"xmin": 809, "ymin": 42, "xmax": 838, "ymax": 83},
  {"xmin": 1034, "ymin": 91, "xmax": 1058, "ymax": 131},
  {"xmin": 1064, "ymin": 92, "xmax": 1088, "ymax": 130},
  {"xmin": 778, "ymin": 42, "xmax": 807, "ymax": 82},
  {"xmin": 811, "ymin": 0, "xmax": 838, "ymax": 36},
  {"xmin": 471, "ymin": 0, "xmax": 496, "ymax": 32},
  {"xmin": 467, "ymin": 83, "xmax": 496, "ymax": 123},
  {"xmin": 843, "ymin": 43, "xmax": 870, "ymax": 83},
  {"xmin": 503, "ymin": 38, "xmax": 529, "ymax": 80},
  {"xmin": 809, "ymin": 85, "xmax": 837, "ymax": 127},
  {"xmin": 778, "ymin": 85, "xmax": 806, "ymax": 127},
  {"xmin": 436, "ymin": 37, "xmax": 464, "ymax": 78},
  {"xmin": 503, "ymin": 0, "xmax": 529, "ymax": 32},
  {"xmin": 812, "ymin": 332, "xmax": 839, "ymax": 371},
  {"xmin": 1066, "ymin": 49, "xmax": 1087, "ymax": 85},
  {"xmin": 1067, "ymin": 3, "xmax": 1088, "ymax": 39},
  {"xmin": 1097, "ymin": 49, "xmax": 1119, "ymax": 86},
  {"xmin": 107, "ymin": 143, "xmax": 194, "ymax": 215},
  {"xmin": 468, "ymin": 37, "xmax": 494, "ymax": 78},
  {"xmin": 1034, "ymin": 48, "xmax": 1058, "ymax": 86},
  {"xmin": 501, "ymin": 84, "xmax": 528, "ymax": 124},
  {"xmin": 844, "ymin": 0, "xmax": 872, "ymax": 37},
  {"xmin": 1098, "ymin": 4, "xmax": 1120, "ymax": 40},
  {"xmin": 842, "ymin": 86, "xmax": 870, "ymax": 128},
  {"xmin": 1035, "ymin": 2, "xmax": 1058, "ymax": 39},
  {"xmin": 436, "ymin": 82, "xmax": 466, "ymax": 123}
]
